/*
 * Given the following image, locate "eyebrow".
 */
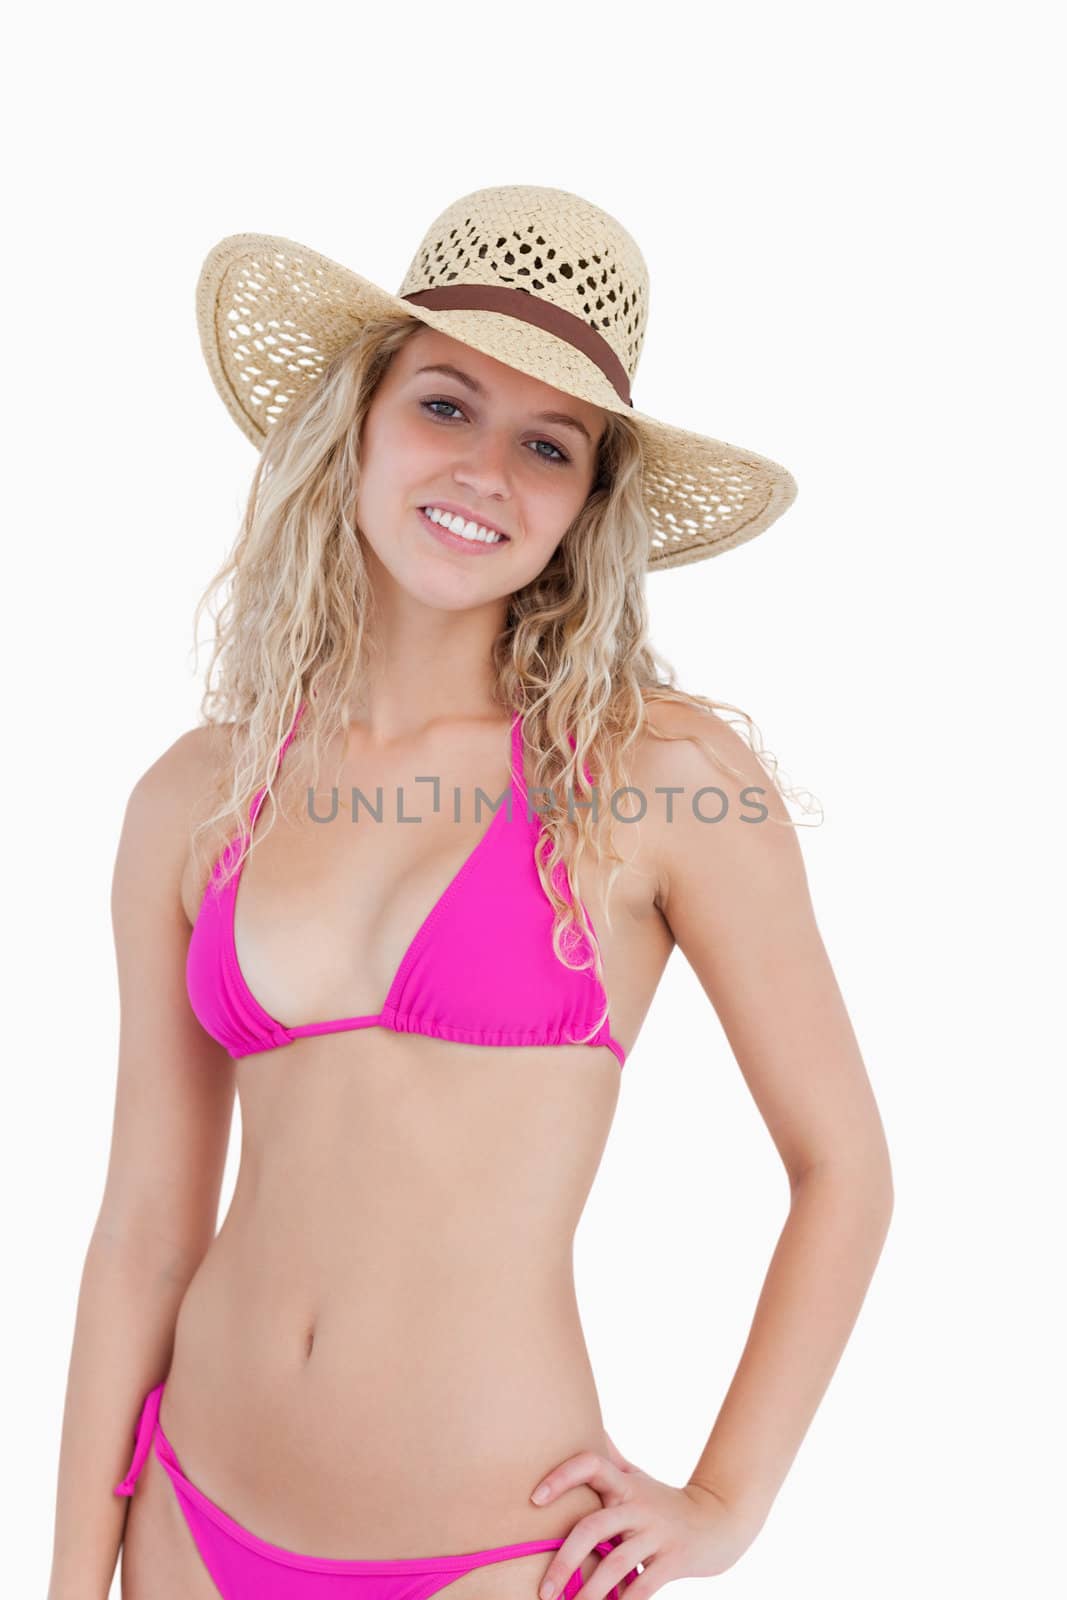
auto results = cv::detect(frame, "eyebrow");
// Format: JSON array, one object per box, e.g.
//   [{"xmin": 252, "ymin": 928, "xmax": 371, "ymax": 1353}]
[{"xmin": 412, "ymin": 363, "xmax": 595, "ymax": 446}]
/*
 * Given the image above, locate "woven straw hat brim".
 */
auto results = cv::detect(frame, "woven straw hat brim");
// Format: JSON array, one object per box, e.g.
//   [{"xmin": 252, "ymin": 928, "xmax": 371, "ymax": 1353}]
[{"xmin": 197, "ymin": 232, "xmax": 798, "ymax": 571}]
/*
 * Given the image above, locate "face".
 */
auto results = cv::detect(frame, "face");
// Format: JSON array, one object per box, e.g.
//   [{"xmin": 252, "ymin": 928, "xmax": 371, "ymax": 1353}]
[{"xmin": 354, "ymin": 326, "xmax": 608, "ymax": 609}]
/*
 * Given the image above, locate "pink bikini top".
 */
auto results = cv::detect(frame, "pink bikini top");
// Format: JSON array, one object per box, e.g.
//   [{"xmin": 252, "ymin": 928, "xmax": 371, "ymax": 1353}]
[{"xmin": 186, "ymin": 703, "xmax": 626, "ymax": 1067}]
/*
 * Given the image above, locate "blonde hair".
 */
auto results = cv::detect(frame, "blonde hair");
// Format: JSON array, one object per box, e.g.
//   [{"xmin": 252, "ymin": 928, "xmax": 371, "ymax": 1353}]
[{"xmin": 190, "ymin": 310, "xmax": 820, "ymax": 1047}]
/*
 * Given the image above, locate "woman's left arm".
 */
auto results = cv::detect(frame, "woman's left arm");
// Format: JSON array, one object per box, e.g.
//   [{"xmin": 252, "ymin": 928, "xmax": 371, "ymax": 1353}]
[{"xmin": 528, "ymin": 704, "xmax": 894, "ymax": 1598}]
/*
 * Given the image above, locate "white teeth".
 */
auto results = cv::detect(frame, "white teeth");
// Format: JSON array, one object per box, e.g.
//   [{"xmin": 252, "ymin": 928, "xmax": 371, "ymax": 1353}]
[{"xmin": 423, "ymin": 507, "xmax": 504, "ymax": 544}]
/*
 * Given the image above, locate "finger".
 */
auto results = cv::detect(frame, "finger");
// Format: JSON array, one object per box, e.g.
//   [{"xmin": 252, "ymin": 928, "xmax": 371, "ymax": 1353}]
[
  {"xmin": 534, "ymin": 1510, "xmax": 622, "ymax": 1600},
  {"xmin": 581, "ymin": 1534, "xmax": 656, "ymax": 1600},
  {"xmin": 531, "ymin": 1450, "xmax": 629, "ymax": 1508},
  {"xmin": 594, "ymin": 1566, "xmax": 659, "ymax": 1600}
]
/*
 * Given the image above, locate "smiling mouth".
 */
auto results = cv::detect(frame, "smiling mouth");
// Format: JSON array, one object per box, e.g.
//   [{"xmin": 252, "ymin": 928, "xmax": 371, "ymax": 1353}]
[{"xmin": 417, "ymin": 506, "xmax": 512, "ymax": 550}]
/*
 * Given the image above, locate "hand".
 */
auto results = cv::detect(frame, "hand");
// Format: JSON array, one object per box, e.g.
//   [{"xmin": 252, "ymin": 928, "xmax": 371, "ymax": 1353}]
[{"xmin": 528, "ymin": 1441, "xmax": 759, "ymax": 1600}]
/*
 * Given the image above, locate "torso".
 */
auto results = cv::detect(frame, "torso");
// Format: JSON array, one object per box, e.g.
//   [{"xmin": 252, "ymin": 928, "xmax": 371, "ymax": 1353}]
[{"xmin": 160, "ymin": 709, "xmax": 674, "ymax": 1568}]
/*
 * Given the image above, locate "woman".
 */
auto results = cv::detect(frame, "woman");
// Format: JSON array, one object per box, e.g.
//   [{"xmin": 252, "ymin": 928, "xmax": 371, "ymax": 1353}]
[{"xmin": 47, "ymin": 186, "xmax": 893, "ymax": 1600}]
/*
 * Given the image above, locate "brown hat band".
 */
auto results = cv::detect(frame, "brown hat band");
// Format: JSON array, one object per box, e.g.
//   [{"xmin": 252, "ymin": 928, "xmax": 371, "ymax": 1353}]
[{"xmin": 401, "ymin": 284, "xmax": 633, "ymax": 407}]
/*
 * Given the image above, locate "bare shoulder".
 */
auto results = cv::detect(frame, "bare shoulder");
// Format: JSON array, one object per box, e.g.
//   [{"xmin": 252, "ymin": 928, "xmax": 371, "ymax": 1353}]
[
  {"xmin": 119, "ymin": 723, "xmax": 228, "ymax": 850},
  {"xmin": 116, "ymin": 721, "xmax": 234, "ymax": 930},
  {"xmin": 630, "ymin": 693, "xmax": 790, "ymax": 819},
  {"xmin": 631, "ymin": 694, "xmax": 777, "ymax": 791},
  {"xmin": 627, "ymin": 694, "xmax": 797, "ymax": 913},
  {"xmin": 130, "ymin": 721, "xmax": 227, "ymax": 798}
]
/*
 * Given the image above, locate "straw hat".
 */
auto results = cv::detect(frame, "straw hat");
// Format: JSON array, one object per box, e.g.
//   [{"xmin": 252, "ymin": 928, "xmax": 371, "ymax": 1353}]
[{"xmin": 196, "ymin": 185, "xmax": 797, "ymax": 571}]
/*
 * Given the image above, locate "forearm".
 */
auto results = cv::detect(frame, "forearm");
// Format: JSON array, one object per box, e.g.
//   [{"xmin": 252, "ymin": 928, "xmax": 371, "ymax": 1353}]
[
  {"xmin": 47, "ymin": 1222, "xmax": 202, "ymax": 1600},
  {"xmin": 686, "ymin": 1160, "xmax": 893, "ymax": 1535}
]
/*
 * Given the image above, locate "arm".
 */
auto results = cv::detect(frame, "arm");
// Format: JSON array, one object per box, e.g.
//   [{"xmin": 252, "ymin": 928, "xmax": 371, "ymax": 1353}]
[
  {"xmin": 652, "ymin": 703, "xmax": 894, "ymax": 1537},
  {"xmin": 500, "ymin": 702, "xmax": 896, "ymax": 1600},
  {"xmin": 47, "ymin": 729, "xmax": 237, "ymax": 1600}
]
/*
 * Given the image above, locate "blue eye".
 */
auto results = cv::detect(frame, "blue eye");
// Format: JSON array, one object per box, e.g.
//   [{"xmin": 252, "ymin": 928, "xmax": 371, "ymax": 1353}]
[{"xmin": 419, "ymin": 398, "xmax": 571, "ymax": 466}]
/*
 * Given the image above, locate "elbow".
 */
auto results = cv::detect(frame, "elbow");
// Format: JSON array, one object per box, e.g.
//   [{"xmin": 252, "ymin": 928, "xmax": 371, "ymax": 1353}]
[
  {"xmin": 90, "ymin": 1207, "xmax": 213, "ymax": 1288},
  {"xmin": 870, "ymin": 1139, "xmax": 895, "ymax": 1226},
  {"xmin": 791, "ymin": 1148, "xmax": 895, "ymax": 1233}
]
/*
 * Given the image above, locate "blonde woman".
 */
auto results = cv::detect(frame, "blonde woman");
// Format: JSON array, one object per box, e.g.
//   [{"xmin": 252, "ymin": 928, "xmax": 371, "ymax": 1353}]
[{"xmin": 47, "ymin": 188, "xmax": 893, "ymax": 1600}]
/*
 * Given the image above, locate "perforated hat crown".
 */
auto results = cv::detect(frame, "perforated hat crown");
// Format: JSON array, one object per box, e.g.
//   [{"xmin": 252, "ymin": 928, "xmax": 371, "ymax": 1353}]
[{"xmin": 196, "ymin": 184, "xmax": 797, "ymax": 570}]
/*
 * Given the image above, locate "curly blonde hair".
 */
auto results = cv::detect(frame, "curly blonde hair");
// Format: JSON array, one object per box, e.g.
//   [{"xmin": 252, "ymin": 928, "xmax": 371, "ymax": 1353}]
[{"xmin": 190, "ymin": 310, "xmax": 819, "ymax": 1047}]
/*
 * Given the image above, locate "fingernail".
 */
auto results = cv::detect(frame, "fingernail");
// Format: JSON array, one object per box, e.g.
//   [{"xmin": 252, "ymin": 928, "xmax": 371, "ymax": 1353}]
[
  {"xmin": 531, "ymin": 1483, "xmax": 550, "ymax": 1503},
  {"xmin": 540, "ymin": 1583, "xmax": 556, "ymax": 1600}
]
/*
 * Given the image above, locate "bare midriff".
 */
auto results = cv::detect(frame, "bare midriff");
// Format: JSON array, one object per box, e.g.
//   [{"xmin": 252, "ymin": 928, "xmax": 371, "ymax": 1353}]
[{"xmin": 161, "ymin": 1026, "xmax": 625, "ymax": 1562}]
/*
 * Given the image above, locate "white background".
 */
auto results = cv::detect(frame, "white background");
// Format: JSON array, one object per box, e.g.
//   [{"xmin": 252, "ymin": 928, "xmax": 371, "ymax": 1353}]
[{"xmin": 4, "ymin": 2, "xmax": 1063, "ymax": 1596}]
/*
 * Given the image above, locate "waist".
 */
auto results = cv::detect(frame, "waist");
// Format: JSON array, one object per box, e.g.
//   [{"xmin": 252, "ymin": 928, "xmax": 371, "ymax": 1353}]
[{"xmin": 164, "ymin": 1232, "xmax": 607, "ymax": 1551}]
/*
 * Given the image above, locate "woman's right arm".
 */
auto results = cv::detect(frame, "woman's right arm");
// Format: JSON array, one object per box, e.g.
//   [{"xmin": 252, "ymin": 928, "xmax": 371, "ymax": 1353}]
[{"xmin": 46, "ymin": 728, "xmax": 237, "ymax": 1600}]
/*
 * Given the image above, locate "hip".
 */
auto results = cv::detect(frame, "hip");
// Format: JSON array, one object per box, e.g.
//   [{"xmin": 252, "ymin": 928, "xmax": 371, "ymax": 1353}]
[{"xmin": 117, "ymin": 1381, "xmax": 640, "ymax": 1600}]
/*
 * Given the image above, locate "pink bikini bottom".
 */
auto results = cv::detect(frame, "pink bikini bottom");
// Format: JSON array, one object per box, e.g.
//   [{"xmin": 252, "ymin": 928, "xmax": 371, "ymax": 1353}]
[{"xmin": 115, "ymin": 1382, "xmax": 640, "ymax": 1600}]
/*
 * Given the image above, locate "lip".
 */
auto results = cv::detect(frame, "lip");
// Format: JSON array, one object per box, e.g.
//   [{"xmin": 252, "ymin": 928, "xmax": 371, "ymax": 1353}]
[
  {"xmin": 416, "ymin": 504, "xmax": 511, "ymax": 555},
  {"xmin": 419, "ymin": 500, "xmax": 511, "ymax": 541}
]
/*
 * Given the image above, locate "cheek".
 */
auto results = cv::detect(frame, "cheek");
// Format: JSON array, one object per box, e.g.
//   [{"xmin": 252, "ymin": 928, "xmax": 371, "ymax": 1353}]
[
  {"xmin": 511, "ymin": 510, "xmax": 576, "ymax": 579},
  {"xmin": 355, "ymin": 417, "xmax": 434, "ymax": 532},
  {"xmin": 361, "ymin": 409, "xmax": 423, "ymax": 482},
  {"xmin": 527, "ymin": 477, "xmax": 591, "ymax": 547}
]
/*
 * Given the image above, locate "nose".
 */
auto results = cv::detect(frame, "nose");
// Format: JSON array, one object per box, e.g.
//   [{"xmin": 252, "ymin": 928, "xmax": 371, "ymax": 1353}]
[{"xmin": 450, "ymin": 429, "xmax": 512, "ymax": 502}]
